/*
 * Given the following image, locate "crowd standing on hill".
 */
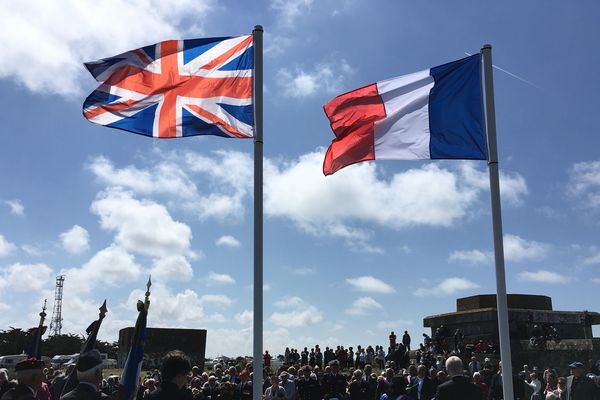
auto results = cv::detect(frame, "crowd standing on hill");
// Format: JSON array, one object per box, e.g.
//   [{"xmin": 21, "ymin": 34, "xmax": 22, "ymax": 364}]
[{"xmin": 2, "ymin": 331, "xmax": 600, "ymax": 400}]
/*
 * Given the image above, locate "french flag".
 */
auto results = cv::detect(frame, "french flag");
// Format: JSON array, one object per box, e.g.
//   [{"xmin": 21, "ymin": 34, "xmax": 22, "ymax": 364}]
[{"xmin": 323, "ymin": 54, "xmax": 487, "ymax": 175}]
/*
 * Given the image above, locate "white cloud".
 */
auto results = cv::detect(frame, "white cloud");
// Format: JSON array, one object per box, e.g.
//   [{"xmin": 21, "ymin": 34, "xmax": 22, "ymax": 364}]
[
  {"xmin": 288, "ymin": 267, "xmax": 316, "ymax": 276},
  {"xmin": 21, "ymin": 244, "xmax": 43, "ymax": 257},
  {"xmin": 91, "ymin": 188, "xmax": 195, "ymax": 259},
  {"xmin": 0, "ymin": 234, "xmax": 17, "ymax": 257},
  {"xmin": 377, "ymin": 320, "xmax": 414, "ymax": 329},
  {"xmin": 234, "ymin": 310, "xmax": 253, "ymax": 326},
  {"xmin": 0, "ymin": 0, "xmax": 214, "ymax": 96},
  {"xmin": 265, "ymin": 34, "xmax": 293, "ymax": 57},
  {"xmin": 593, "ymin": 278, "xmax": 600, "ymax": 284},
  {"xmin": 215, "ymin": 235, "xmax": 241, "ymax": 248},
  {"xmin": 567, "ymin": 160, "xmax": 600, "ymax": 211},
  {"xmin": 276, "ymin": 60, "xmax": 354, "ymax": 97},
  {"xmin": 583, "ymin": 252, "xmax": 600, "ymax": 265},
  {"xmin": 265, "ymin": 153, "xmax": 527, "ymax": 251},
  {"xmin": 200, "ymin": 294, "xmax": 233, "ymax": 307},
  {"xmin": 270, "ymin": 0, "xmax": 313, "ymax": 28},
  {"xmin": 4, "ymin": 199, "xmax": 24, "ymax": 216},
  {"xmin": 449, "ymin": 249, "xmax": 492, "ymax": 265},
  {"xmin": 345, "ymin": 276, "xmax": 395, "ymax": 294},
  {"xmin": 63, "ymin": 244, "xmax": 143, "ymax": 293},
  {"xmin": 150, "ymin": 255, "xmax": 193, "ymax": 282},
  {"xmin": 518, "ymin": 270, "xmax": 568, "ymax": 284},
  {"xmin": 206, "ymin": 271, "xmax": 235, "ymax": 285},
  {"xmin": 414, "ymin": 277, "xmax": 479, "ymax": 297},
  {"xmin": 345, "ymin": 297, "xmax": 383, "ymax": 315},
  {"xmin": 127, "ymin": 283, "xmax": 206, "ymax": 324},
  {"xmin": 458, "ymin": 163, "xmax": 528, "ymax": 206},
  {"xmin": 269, "ymin": 296, "xmax": 322, "ymax": 327},
  {"xmin": 1, "ymin": 263, "xmax": 53, "ymax": 291},
  {"xmin": 503, "ymin": 234, "xmax": 549, "ymax": 262},
  {"xmin": 59, "ymin": 225, "xmax": 90, "ymax": 254}
]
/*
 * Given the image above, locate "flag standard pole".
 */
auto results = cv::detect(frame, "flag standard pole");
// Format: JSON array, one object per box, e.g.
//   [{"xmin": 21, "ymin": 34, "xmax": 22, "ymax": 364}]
[
  {"xmin": 252, "ymin": 24, "xmax": 264, "ymax": 400},
  {"xmin": 482, "ymin": 44, "xmax": 514, "ymax": 400}
]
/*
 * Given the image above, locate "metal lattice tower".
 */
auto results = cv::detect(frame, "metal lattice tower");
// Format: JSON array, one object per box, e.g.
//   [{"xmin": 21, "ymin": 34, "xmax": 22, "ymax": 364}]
[{"xmin": 49, "ymin": 275, "xmax": 65, "ymax": 336}]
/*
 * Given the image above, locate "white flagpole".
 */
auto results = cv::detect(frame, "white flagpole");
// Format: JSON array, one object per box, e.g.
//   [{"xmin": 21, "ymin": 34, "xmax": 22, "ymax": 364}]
[
  {"xmin": 252, "ymin": 25, "xmax": 264, "ymax": 400},
  {"xmin": 482, "ymin": 44, "xmax": 515, "ymax": 400}
]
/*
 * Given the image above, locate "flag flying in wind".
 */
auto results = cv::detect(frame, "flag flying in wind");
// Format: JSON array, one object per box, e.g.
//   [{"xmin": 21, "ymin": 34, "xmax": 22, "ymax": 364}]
[
  {"xmin": 322, "ymin": 54, "xmax": 487, "ymax": 175},
  {"xmin": 117, "ymin": 279, "xmax": 151, "ymax": 400},
  {"xmin": 83, "ymin": 36, "xmax": 254, "ymax": 139},
  {"xmin": 60, "ymin": 301, "xmax": 108, "ymax": 398}
]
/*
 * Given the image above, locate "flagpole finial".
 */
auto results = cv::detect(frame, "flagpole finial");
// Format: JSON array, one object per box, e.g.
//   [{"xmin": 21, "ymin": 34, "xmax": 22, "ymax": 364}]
[
  {"xmin": 144, "ymin": 276, "xmax": 151, "ymax": 310},
  {"xmin": 99, "ymin": 300, "xmax": 108, "ymax": 319},
  {"xmin": 40, "ymin": 299, "xmax": 47, "ymax": 319}
]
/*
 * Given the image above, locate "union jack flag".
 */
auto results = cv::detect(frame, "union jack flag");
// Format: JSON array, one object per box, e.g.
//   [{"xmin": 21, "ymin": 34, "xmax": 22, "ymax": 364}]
[{"xmin": 83, "ymin": 35, "xmax": 254, "ymax": 138}]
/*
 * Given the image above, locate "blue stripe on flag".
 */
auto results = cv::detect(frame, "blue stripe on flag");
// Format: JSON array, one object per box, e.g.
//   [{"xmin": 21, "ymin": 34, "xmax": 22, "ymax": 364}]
[
  {"xmin": 219, "ymin": 47, "xmax": 253, "ymax": 71},
  {"xmin": 182, "ymin": 37, "xmax": 231, "ymax": 65},
  {"xmin": 217, "ymin": 103, "xmax": 254, "ymax": 126},
  {"xmin": 181, "ymin": 108, "xmax": 232, "ymax": 138},
  {"xmin": 428, "ymin": 54, "xmax": 487, "ymax": 160},
  {"xmin": 83, "ymin": 90, "xmax": 122, "ymax": 110},
  {"xmin": 107, "ymin": 104, "xmax": 158, "ymax": 137}
]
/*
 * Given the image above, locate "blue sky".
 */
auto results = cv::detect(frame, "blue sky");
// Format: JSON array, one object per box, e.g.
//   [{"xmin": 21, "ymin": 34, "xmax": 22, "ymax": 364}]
[{"xmin": 1, "ymin": 1, "xmax": 599, "ymax": 357}]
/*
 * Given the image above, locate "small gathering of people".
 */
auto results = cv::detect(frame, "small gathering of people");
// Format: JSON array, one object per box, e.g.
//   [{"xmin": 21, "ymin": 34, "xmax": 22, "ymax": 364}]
[{"xmin": 1, "ymin": 331, "xmax": 600, "ymax": 400}]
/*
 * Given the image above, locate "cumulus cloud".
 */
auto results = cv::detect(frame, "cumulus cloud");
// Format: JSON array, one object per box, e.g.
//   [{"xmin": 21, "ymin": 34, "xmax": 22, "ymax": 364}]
[
  {"xmin": 234, "ymin": 310, "xmax": 253, "ymax": 325},
  {"xmin": 414, "ymin": 277, "xmax": 479, "ymax": 297},
  {"xmin": 449, "ymin": 249, "xmax": 492, "ymax": 265},
  {"xmin": 206, "ymin": 271, "xmax": 235, "ymax": 285},
  {"xmin": 567, "ymin": 160, "xmax": 600, "ymax": 211},
  {"xmin": 59, "ymin": 225, "xmax": 90, "ymax": 254},
  {"xmin": 150, "ymin": 255, "xmax": 193, "ymax": 282},
  {"xmin": 1, "ymin": 263, "xmax": 53, "ymax": 291},
  {"xmin": 503, "ymin": 234, "xmax": 549, "ymax": 262},
  {"xmin": 91, "ymin": 188, "xmax": 195, "ymax": 259},
  {"xmin": 345, "ymin": 297, "xmax": 383, "ymax": 315},
  {"xmin": 0, "ymin": 234, "xmax": 17, "ymax": 257},
  {"xmin": 200, "ymin": 294, "xmax": 233, "ymax": 307},
  {"xmin": 265, "ymin": 152, "xmax": 527, "ymax": 251},
  {"xmin": 583, "ymin": 252, "xmax": 600, "ymax": 265},
  {"xmin": 4, "ymin": 200, "xmax": 24, "ymax": 216},
  {"xmin": 216, "ymin": 235, "xmax": 241, "ymax": 248},
  {"xmin": 63, "ymin": 244, "xmax": 143, "ymax": 294},
  {"xmin": 276, "ymin": 60, "xmax": 354, "ymax": 97},
  {"xmin": 269, "ymin": 296, "xmax": 322, "ymax": 327},
  {"xmin": 127, "ymin": 283, "xmax": 205, "ymax": 324},
  {"xmin": 518, "ymin": 270, "xmax": 569, "ymax": 284},
  {"xmin": 0, "ymin": 0, "xmax": 214, "ymax": 96},
  {"xmin": 345, "ymin": 276, "xmax": 395, "ymax": 294}
]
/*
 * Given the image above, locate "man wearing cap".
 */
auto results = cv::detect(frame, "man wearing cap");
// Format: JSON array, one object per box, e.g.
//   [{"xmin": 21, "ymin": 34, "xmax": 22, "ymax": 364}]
[
  {"xmin": 565, "ymin": 361, "xmax": 600, "ymax": 400},
  {"xmin": 60, "ymin": 350, "xmax": 107, "ymax": 400},
  {"xmin": 0, "ymin": 358, "xmax": 44, "ymax": 400},
  {"xmin": 322, "ymin": 360, "xmax": 347, "ymax": 400}
]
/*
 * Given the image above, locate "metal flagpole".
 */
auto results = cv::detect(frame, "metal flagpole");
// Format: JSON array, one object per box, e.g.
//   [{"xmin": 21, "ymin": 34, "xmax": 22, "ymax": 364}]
[
  {"xmin": 482, "ymin": 44, "xmax": 514, "ymax": 400},
  {"xmin": 252, "ymin": 25, "xmax": 264, "ymax": 400}
]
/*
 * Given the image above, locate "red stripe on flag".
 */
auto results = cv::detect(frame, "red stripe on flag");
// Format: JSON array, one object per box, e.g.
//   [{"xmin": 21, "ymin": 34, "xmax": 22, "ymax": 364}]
[{"xmin": 322, "ymin": 83, "xmax": 386, "ymax": 175}]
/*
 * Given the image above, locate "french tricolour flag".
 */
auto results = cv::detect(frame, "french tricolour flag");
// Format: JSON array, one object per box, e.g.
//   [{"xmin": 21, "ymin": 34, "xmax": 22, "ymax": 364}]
[{"xmin": 323, "ymin": 54, "xmax": 487, "ymax": 175}]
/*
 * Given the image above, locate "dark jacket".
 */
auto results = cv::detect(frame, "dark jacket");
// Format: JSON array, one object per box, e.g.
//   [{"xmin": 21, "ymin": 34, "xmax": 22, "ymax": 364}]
[
  {"xmin": 488, "ymin": 373, "xmax": 526, "ymax": 400},
  {"xmin": 60, "ymin": 383, "xmax": 108, "ymax": 400},
  {"xmin": 435, "ymin": 376, "xmax": 483, "ymax": 400},
  {"xmin": 408, "ymin": 376, "xmax": 436, "ymax": 400},
  {"xmin": 148, "ymin": 382, "xmax": 193, "ymax": 400},
  {"xmin": 566, "ymin": 375, "xmax": 600, "ymax": 400},
  {"xmin": 0, "ymin": 384, "xmax": 36, "ymax": 400}
]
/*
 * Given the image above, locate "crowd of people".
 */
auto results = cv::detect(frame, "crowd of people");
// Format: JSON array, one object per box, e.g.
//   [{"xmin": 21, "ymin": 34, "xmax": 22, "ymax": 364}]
[{"xmin": 2, "ymin": 332, "xmax": 600, "ymax": 400}]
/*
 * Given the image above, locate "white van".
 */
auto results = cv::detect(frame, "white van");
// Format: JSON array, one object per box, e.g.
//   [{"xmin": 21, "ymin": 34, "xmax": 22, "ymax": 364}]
[
  {"xmin": 51, "ymin": 353, "xmax": 79, "ymax": 368},
  {"xmin": 0, "ymin": 354, "xmax": 28, "ymax": 368}
]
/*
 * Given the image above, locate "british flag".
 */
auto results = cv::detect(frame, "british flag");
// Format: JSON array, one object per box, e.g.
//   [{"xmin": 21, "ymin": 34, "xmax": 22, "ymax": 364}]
[{"xmin": 83, "ymin": 35, "xmax": 254, "ymax": 138}]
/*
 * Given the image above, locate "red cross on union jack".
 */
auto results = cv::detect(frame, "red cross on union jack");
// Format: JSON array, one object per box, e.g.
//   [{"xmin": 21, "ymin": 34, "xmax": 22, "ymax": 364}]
[{"xmin": 83, "ymin": 35, "xmax": 254, "ymax": 139}]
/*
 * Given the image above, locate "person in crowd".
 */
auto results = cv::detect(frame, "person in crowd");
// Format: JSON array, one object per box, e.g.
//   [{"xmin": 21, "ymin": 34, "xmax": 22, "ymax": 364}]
[
  {"xmin": 147, "ymin": 350, "xmax": 192, "ymax": 400},
  {"xmin": 263, "ymin": 377, "xmax": 285, "ymax": 400},
  {"xmin": 489, "ymin": 361, "xmax": 526, "ymax": 400},
  {"xmin": 472, "ymin": 371, "xmax": 488, "ymax": 400},
  {"xmin": 555, "ymin": 376, "xmax": 567, "ymax": 400},
  {"xmin": 434, "ymin": 356, "xmax": 481, "ymax": 400},
  {"xmin": 60, "ymin": 350, "xmax": 107, "ymax": 400},
  {"xmin": 1, "ymin": 358, "xmax": 44, "ymax": 400},
  {"xmin": 279, "ymin": 371, "xmax": 295, "ymax": 400},
  {"xmin": 469, "ymin": 357, "xmax": 482, "ymax": 376},
  {"xmin": 297, "ymin": 366, "xmax": 320, "ymax": 400},
  {"xmin": 203, "ymin": 375, "xmax": 220, "ymax": 400},
  {"xmin": 528, "ymin": 371, "xmax": 543, "ymax": 400},
  {"xmin": 380, "ymin": 375, "xmax": 410, "ymax": 400},
  {"xmin": 408, "ymin": 364, "xmax": 436, "ymax": 400},
  {"xmin": 322, "ymin": 360, "xmax": 347, "ymax": 400},
  {"xmin": 565, "ymin": 361, "xmax": 600, "ymax": 400},
  {"xmin": 0, "ymin": 369, "xmax": 16, "ymax": 399},
  {"xmin": 347, "ymin": 369, "xmax": 368, "ymax": 400},
  {"xmin": 402, "ymin": 331, "xmax": 411, "ymax": 352},
  {"xmin": 389, "ymin": 332, "xmax": 397, "ymax": 350},
  {"xmin": 264, "ymin": 351, "xmax": 272, "ymax": 369}
]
